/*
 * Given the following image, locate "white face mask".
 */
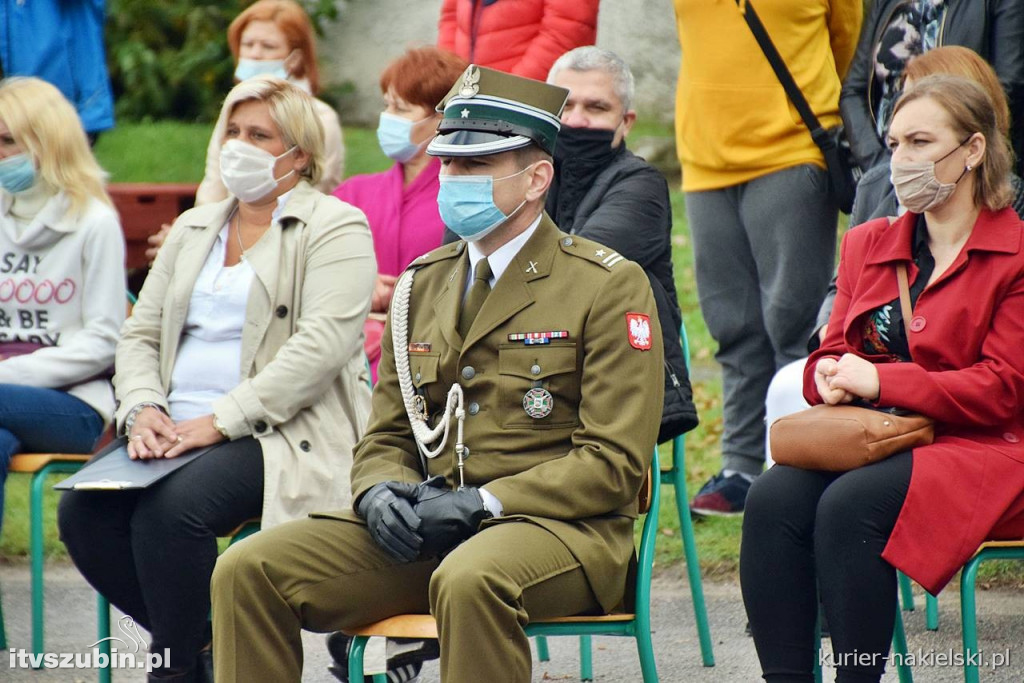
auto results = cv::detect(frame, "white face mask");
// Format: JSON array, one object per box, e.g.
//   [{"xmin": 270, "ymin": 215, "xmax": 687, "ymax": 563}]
[{"xmin": 219, "ymin": 139, "xmax": 297, "ymax": 203}]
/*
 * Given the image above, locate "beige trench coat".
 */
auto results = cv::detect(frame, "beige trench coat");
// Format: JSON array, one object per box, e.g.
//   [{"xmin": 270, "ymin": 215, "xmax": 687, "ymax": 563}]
[{"xmin": 114, "ymin": 181, "xmax": 375, "ymax": 528}]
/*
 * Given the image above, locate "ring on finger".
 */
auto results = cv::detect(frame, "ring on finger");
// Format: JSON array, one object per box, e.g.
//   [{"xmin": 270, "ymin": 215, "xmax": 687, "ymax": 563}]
[{"xmin": 177, "ymin": 436, "xmax": 184, "ymax": 443}]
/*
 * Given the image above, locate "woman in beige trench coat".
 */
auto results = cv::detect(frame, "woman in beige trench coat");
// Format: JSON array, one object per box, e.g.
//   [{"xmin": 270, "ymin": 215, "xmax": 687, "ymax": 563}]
[{"xmin": 58, "ymin": 77, "xmax": 375, "ymax": 683}]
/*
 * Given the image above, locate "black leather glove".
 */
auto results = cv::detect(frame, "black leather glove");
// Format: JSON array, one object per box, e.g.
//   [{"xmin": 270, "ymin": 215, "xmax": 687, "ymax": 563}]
[
  {"xmin": 413, "ymin": 475, "xmax": 493, "ymax": 557},
  {"xmin": 357, "ymin": 481, "xmax": 423, "ymax": 562}
]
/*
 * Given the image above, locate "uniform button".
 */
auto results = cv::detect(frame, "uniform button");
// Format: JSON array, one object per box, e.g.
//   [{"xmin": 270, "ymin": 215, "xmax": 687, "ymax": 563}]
[
  {"xmin": 468, "ymin": 402, "xmax": 479, "ymax": 415},
  {"xmin": 1003, "ymin": 432, "xmax": 1020, "ymax": 443},
  {"xmin": 299, "ymin": 440, "xmax": 312, "ymax": 452},
  {"xmin": 562, "ymin": 237, "xmax": 573, "ymax": 247},
  {"xmin": 909, "ymin": 316, "xmax": 926, "ymax": 332},
  {"xmin": 415, "ymin": 372, "xmax": 422, "ymax": 382},
  {"xmin": 531, "ymin": 364, "xmax": 541, "ymax": 376},
  {"xmin": 462, "ymin": 366, "xmax": 476, "ymax": 380},
  {"xmin": 254, "ymin": 420, "xmax": 268, "ymax": 433},
  {"xmin": 275, "ymin": 305, "xmax": 288, "ymax": 318}
]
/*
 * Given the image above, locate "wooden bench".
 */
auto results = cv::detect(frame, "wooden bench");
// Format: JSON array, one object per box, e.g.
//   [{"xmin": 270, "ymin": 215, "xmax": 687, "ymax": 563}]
[{"xmin": 108, "ymin": 183, "xmax": 198, "ymax": 289}]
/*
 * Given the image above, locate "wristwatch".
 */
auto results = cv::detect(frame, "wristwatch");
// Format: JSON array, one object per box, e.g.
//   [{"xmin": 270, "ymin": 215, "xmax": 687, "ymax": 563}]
[
  {"xmin": 212, "ymin": 414, "xmax": 231, "ymax": 440},
  {"xmin": 123, "ymin": 402, "xmax": 162, "ymax": 436}
]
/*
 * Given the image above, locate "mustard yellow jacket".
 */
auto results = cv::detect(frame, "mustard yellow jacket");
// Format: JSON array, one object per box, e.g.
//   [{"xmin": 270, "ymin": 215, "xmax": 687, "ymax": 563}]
[{"xmin": 674, "ymin": 0, "xmax": 862, "ymax": 191}]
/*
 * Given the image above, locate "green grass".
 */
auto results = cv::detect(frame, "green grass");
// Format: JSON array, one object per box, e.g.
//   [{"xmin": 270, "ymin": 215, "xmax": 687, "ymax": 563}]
[{"xmin": 3, "ymin": 121, "xmax": 1021, "ymax": 591}]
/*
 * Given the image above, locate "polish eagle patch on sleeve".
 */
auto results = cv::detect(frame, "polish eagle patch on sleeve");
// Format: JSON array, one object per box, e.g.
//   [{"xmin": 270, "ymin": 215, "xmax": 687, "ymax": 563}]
[{"xmin": 626, "ymin": 313, "xmax": 652, "ymax": 350}]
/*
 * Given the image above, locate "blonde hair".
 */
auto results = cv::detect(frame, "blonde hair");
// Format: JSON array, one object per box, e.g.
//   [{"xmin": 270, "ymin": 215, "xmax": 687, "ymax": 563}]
[
  {"xmin": 0, "ymin": 77, "xmax": 111, "ymax": 214},
  {"xmin": 220, "ymin": 77, "xmax": 325, "ymax": 186},
  {"xmin": 894, "ymin": 75, "xmax": 1013, "ymax": 211}
]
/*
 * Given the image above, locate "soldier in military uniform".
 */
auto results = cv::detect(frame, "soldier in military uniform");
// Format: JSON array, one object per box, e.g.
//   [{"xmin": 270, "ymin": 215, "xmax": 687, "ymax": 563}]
[{"xmin": 211, "ymin": 66, "xmax": 664, "ymax": 683}]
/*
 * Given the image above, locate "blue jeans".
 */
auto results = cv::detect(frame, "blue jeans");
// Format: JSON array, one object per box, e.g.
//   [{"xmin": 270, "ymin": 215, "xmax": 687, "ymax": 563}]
[{"xmin": 0, "ymin": 384, "xmax": 104, "ymax": 535}]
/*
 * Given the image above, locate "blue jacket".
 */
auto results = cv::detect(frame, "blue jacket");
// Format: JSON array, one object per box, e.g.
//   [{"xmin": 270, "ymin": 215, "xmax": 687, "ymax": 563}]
[{"xmin": 0, "ymin": 0, "xmax": 114, "ymax": 134}]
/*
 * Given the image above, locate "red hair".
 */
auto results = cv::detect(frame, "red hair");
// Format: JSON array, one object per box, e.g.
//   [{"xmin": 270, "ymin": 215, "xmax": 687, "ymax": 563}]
[
  {"xmin": 228, "ymin": 0, "xmax": 320, "ymax": 94},
  {"xmin": 379, "ymin": 47, "xmax": 468, "ymax": 110}
]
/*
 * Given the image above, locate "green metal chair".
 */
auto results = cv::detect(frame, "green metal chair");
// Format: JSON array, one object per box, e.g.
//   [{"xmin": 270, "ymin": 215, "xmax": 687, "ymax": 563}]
[
  {"xmin": 7, "ymin": 451, "xmax": 113, "ymax": 683},
  {"xmin": 344, "ymin": 450, "xmax": 664, "ymax": 682},
  {"xmin": 535, "ymin": 321, "xmax": 714, "ymax": 676},
  {"xmin": 959, "ymin": 539, "xmax": 1024, "ymax": 683}
]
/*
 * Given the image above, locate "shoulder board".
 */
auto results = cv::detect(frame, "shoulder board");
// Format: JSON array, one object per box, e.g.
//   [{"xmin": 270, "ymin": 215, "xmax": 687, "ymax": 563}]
[
  {"xmin": 409, "ymin": 240, "xmax": 466, "ymax": 268},
  {"xmin": 558, "ymin": 234, "xmax": 627, "ymax": 270}
]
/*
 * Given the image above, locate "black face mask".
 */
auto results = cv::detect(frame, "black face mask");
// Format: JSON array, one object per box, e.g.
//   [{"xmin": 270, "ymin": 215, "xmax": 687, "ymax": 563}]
[{"xmin": 554, "ymin": 125, "xmax": 619, "ymax": 164}]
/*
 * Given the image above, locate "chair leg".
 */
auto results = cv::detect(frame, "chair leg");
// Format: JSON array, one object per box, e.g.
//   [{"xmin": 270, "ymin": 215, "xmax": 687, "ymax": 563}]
[
  {"xmin": 925, "ymin": 591, "xmax": 939, "ymax": 631},
  {"xmin": 635, "ymin": 598, "xmax": 660, "ymax": 682},
  {"xmin": 536, "ymin": 634, "xmax": 550, "ymax": 661},
  {"xmin": 898, "ymin": 571, "xmax": 915, "ymax": 611},
  {"xmin": 579, "ymin": 634, "xmax": 593, "ymax": 681},
  {"xmin": 893, "ymin": 607, "xmax": 913, "ymax": 683},
  {"xmin": 960, "ymin": 554, "xmax": 983, "ymax": 683},
  {"xmin": 671, "ymin": 461, "xmax": 715, "ymax": 666},
  {"xmin": 349, "ymin": 635, "xmax": 370, "ymax": 683},
  {"xmin": 0, "ymin": 582, "xmax": 7, "ymax": 650},
  {"xmin": 98, "ymin": 595, "xmax": 111, "ymax": 683},
  {"xmin": 29, "ymin": 465, "xmax": 51, "ymax": 660}
]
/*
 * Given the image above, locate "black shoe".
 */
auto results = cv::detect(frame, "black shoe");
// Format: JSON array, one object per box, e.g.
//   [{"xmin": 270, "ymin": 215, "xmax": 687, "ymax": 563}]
[{"xmin": 327, "ymin": 632, "xmax": 436, "ymax": 683}]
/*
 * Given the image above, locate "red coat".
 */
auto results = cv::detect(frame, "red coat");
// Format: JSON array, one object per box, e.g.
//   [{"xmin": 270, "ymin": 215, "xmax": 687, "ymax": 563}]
[
  {"xmin": 805, "ymin": 209, "xmax": 1024, "ymax": 594},
  {"xmin": 437, "ymin": 0, "xmax": 599, "ymax": 81}
]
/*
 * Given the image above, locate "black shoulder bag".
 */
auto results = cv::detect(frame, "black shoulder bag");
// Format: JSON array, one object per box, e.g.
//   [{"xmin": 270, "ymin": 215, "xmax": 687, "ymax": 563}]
[{"xmin": 737, "ymin": 0, "xmax": 858, "ymax": 213}]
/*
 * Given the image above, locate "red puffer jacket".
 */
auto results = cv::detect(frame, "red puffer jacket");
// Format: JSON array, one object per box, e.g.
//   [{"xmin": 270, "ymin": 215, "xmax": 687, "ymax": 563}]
[{"xmin": 438, "ymin": 0, "xmax": 600, "ymax": 81}]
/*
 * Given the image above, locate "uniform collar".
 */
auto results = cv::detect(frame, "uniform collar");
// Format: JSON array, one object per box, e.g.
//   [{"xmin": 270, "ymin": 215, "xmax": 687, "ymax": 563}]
[
  {"xmin": 865, "ymin": 208, "xmax": 1022, "ymax": 266},
  {"xmin": 465, "ymin": 212, "xmax": 542, "ymax": 289}
]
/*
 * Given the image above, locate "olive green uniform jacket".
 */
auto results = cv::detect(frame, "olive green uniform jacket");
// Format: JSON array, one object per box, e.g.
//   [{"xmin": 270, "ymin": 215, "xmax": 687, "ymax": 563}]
[
  {"xmin": 114, "ymin": 181, "xmax": 376, "ymax": 528},
  {"xmin": 344, "ymin": 215, "xmax": 664, "ymax": 612}
]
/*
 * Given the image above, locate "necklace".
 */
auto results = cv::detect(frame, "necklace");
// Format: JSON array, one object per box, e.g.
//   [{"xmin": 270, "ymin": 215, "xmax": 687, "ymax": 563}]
[{"xmin": 233, "ymin": 211, "xmax": 248, "ymax": 261}]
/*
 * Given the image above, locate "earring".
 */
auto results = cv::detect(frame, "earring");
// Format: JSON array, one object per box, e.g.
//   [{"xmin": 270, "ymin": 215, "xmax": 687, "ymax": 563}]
[{"xmin": 966, "ymin": 164, "xmax": 973, "ymax": 171}]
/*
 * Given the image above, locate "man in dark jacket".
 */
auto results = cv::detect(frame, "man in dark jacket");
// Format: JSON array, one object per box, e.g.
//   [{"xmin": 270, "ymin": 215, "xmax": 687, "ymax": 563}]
[{"xmin": 546, "ymin": 46, "xmax": 698, "ymax": 443}]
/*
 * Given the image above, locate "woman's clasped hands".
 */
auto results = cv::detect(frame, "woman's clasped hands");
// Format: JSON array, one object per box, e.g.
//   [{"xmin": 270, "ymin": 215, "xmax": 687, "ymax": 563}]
[
  {"xmin": 814, "ymin": 353, "xmax": 881, "ymax": 405},
  {"xmin": 127, "ymin": 407, "xmax": 225, "ymax": 460}
]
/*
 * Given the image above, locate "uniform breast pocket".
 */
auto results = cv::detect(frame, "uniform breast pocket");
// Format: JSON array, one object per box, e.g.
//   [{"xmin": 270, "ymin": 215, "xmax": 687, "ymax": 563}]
[
  {"xmin": 408, "ymin": 350, "xmax": 442, "ymax": 403},
  {"xmin": 498, "ymin": 343, "xmax": 579, "ymax": 430}
]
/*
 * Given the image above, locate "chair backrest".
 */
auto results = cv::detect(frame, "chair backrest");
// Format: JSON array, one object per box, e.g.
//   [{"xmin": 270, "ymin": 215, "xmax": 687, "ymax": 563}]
[
  {"xmin": 633, "ymin": 448, "xmax": 662, "ymax": 609},
  {"xmin": 109, "ymin": 183, "xmax": 198, "ymax": 271}
]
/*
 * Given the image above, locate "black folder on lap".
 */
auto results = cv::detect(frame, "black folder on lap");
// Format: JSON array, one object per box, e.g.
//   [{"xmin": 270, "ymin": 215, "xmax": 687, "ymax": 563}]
[{"xmin": 53, "ymin": 443, "xmax": 215, "ymax": 490}]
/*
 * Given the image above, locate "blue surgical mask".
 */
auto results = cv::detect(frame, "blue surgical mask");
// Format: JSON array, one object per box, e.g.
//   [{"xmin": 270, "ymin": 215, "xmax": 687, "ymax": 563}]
[
  {"xmin": 234, "ymin": 58, "xmax": 289, "ymax": 82},
  {"xmin": 377, "ymin": 112, "xmax": 428, "ymax": 163},
  {"xmin": 437, "ymin": 166, "xmax": 531, "ymax": 241},
  {"xmin": 0, "ymin": 154, "xmax": 37, "ymax": 193}
]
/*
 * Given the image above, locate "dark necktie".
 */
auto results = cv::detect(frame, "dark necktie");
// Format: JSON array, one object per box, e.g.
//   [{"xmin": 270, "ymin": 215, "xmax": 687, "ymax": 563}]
[{"xmin": 458, "ymin": 257, "xmax": 493, "ymax": 338}]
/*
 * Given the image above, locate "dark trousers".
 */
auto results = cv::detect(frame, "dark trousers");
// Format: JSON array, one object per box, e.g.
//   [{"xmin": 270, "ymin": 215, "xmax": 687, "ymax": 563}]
[
  {"xmin": 58, "ymin": 437, "xmax": 263, "ymax": 673},
  {"xmin": 740, "ymin": 453, "xmax": 913, "ymax": 683}
]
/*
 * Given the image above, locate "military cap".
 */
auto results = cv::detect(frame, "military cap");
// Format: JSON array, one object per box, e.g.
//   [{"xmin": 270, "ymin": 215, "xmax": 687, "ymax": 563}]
[{"xmin": 427, "ymin": 65, "xmax": 569, "ymax": 157}]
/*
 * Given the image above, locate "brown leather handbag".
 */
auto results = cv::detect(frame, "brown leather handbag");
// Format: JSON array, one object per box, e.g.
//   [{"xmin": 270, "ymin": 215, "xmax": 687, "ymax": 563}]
[{"xmin": 770, "ymin": 263, "xmax": 935, "ymax": 471}]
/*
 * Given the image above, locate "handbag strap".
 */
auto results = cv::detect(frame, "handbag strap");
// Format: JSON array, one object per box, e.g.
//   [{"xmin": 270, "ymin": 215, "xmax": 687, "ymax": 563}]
[
  {"xmin": 735, "ymin": 0, "xmax": 834, "ymax": 153},
  {"xmin": 896, "ymin": 263, "xmax": 913, "ymax": 327}
]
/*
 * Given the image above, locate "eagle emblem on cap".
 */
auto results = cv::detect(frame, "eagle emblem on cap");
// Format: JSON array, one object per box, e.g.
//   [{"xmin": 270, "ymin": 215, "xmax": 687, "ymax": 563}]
[{"xmin": 459, "ymin": 66, "xmax": 481, "ymax": 98}]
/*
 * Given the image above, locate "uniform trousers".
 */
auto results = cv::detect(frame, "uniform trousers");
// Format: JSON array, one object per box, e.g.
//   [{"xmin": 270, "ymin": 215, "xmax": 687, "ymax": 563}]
[
  {"xmin": 740, "ymin": 453, "xmax": 912, "ymax": 682},
  {"xmin": 686, "ymin": 164, "xmax": 836, "ymax": 475},
  {"xmin": 58, "ymin": 436, "xmax": 264, "ymax": 674},
  {"xmin": 212, "ymin": 516, "xmax": 601, "ymax": 683}
]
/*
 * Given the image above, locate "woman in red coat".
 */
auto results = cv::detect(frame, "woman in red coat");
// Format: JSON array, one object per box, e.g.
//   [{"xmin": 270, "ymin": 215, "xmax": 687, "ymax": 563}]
[
  {"xmin": 741, "ymin": 74, "xmax": 1024, "ymax": 682},
  {"xmin": 437, "ymin": 0, "xmax": 598, "ymax": 81}
]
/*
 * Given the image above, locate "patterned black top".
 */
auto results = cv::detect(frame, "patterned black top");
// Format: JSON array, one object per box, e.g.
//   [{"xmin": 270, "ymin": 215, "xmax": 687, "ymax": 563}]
[
  {"xmin": 873, "ymin": 0, "xmax": 948, "ymax": 140},
  {"xmin": 861, "ymin": 215, "xmax": 934, "ymax": 361}
]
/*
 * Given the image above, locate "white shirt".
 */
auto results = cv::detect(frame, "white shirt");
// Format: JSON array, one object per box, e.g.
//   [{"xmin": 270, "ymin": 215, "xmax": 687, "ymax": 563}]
[{"xmin": 166, "ymin": 225, "xmax": 254, "ymax": 422}]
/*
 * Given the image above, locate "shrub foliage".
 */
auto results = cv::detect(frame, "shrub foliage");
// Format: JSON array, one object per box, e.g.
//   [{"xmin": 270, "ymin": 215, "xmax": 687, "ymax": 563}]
[{"xmin": 106, "ymin": 0, "xmax": 338, "ymax": 122}]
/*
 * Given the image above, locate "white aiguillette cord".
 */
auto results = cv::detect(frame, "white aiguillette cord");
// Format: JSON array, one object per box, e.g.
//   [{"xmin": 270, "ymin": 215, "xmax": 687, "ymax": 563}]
[{"xmin": 391, "ymin": 269, "xmax": 469, "ymax": 487}]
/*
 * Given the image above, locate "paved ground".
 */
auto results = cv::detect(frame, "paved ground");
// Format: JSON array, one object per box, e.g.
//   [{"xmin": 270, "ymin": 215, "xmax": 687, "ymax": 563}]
[{"xmin": 2, "ymin": 559, "xmax": 1023, "ymax": 682}]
